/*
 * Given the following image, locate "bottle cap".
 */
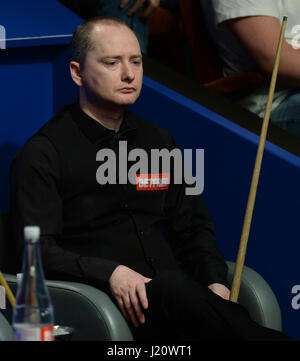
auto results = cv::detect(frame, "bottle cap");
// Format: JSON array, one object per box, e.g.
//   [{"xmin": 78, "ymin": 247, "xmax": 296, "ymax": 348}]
[{"xmin": 24, "ymin": 226, "xmax": 40, "ymax": 242}]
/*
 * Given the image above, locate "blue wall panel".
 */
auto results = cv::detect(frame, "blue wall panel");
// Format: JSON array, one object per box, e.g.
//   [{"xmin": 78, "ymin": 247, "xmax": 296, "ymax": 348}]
[
  {"xmin": 0, "ymin": 0, "xmax": 82, "ymax": 211},
  {"xmin": 0, "ymin": 51, "xmax": 54, "ymax": 211},
  {"xmin": 2, "ymin": 0, "xmax": 81, "ymax": 48},
  {"xmin": 0, "ymin": 60, "xmax": 53, "ymax": 145}
]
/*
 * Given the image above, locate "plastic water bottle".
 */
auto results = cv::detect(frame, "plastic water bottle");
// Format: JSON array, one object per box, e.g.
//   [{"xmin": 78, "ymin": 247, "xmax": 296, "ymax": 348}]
[{"xmin": 12, "ymin": 226, "xmax": 54, "ymax": 341}]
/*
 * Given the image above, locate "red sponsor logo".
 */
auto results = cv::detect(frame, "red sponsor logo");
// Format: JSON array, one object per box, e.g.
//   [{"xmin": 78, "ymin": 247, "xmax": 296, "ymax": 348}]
[
  {"xmin": 136, "ymin": 173, "xmax": 170, "ymax": 191},
  {"xmin": 41, "ymin": 326, "xmax": 54, "ymax": 341}
]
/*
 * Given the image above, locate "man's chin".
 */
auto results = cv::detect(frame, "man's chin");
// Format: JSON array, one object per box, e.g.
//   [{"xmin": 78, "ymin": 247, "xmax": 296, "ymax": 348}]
[
  {"xmin": 92, "ymin": 94, "xmax": 140, "ymax": 110},
  {"xmin": 115, "ymin": 94, "xmax": 139, "ymax": 107}
]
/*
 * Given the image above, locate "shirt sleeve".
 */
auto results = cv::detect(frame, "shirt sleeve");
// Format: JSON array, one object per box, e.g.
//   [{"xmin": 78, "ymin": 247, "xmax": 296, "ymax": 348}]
[
  {"xmin": 165, "ymin": 135, "xmax": 229, "ymax": 287},
  {"xmin": 211, "ymin": 0, "xmax": 280, "ymax": 25},
  {"xmin": 10, "ymin": 136, "xmax": 119, "ymax": 289}
]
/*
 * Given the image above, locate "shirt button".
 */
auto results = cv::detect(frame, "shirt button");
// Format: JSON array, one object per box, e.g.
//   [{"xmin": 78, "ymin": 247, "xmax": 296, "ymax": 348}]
[
  {"xmin": 123, "ymin": 203, "xmax": 128, "ymax": 209},
  {"xmin": 140, "ymin": 230, "xmax": 144, "ymax": 236}
]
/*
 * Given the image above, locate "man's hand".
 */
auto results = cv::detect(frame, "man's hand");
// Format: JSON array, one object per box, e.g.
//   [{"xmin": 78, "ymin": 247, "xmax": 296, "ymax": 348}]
[
  {"xmin": 208, "ymin": 283, "xmax": 230, "ymax": 300},
  {"xmin": 109, "ymin": 265, "xmax": 152, "ymax": 327},
  {"xmin": 120, "ymin": 0, "xmax": 163, "ymax": 19}
]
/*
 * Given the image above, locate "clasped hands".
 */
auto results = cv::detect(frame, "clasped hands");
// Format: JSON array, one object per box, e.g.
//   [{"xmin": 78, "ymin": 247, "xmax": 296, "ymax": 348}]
[{"xmin": 109, "ymin": 265, "xmax": 230, "ymax": 327}]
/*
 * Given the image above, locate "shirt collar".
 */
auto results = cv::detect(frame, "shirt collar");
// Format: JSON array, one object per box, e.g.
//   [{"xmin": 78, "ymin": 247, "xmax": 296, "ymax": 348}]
[{"xmin": 70, "ymin": 102, "xmax": 137, "ymax": 146}]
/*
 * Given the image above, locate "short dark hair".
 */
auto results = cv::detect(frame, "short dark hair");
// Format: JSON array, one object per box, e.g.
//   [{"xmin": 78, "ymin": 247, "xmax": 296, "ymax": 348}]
[{"xmin": 70, "ymin": 16, "xmax": 128, "ymax": 67}]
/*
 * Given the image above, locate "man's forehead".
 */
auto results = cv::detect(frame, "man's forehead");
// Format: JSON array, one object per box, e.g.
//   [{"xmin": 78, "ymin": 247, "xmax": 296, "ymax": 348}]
[
  {"xmin": 91, "ymin": 23, "xmax": 139, "ymax": 46},
  {"xmin": 89, "ymin": 23, "xmax": 141, "ymax": 57}
]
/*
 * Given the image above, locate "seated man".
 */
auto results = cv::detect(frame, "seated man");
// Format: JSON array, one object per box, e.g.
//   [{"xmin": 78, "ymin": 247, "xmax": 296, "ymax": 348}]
[
  {"xmin": 199, "ymin": 0, "xmax": 300, "ymax": 138},
  {"xmin": 10, "ymin": 16, "xmax": 292, "ymax": 341}
]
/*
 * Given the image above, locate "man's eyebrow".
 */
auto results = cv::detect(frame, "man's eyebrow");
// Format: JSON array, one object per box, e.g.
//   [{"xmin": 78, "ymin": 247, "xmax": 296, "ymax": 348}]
[
  {"xmin": 130, "ymin": 54, "xmax": 143, "ymax": 59},
  {"xmin": 101, "ymin": 54, "xmax": 143, "ymax": 60}
]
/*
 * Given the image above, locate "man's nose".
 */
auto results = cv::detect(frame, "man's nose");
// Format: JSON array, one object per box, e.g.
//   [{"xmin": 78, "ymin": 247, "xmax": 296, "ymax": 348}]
[{"xmin": 121, "ymin": 62, "xmax": 135, "ymax": 82}]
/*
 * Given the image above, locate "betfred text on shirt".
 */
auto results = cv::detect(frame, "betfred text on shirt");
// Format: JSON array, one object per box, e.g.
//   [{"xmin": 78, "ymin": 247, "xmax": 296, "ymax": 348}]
[{"xmin": 96, "ymin": 141, "xmax": 204, "ymax": 195}]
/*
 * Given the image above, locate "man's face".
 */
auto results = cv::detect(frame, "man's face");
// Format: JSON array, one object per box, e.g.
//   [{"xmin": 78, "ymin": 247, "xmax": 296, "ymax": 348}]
[{"xmin": 79, "ymin": 24, "xmax": 143, "ymax": 109}]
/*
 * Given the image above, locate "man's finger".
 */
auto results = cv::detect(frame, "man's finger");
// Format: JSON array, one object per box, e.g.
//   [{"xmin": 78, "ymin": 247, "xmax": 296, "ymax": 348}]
[
  {"xmin": 129, "ymin": 288, "xmax": 145, "ymax": 324},
  {"xmin": 120, "ymin": 0, "xmax": 130, "ymax": 9},
  {"xmin": 116, "ymin": 296, "xmax": 131, "ymax": 323},
  {"xmin": 127, "ymin": 0, "xmax": 146, "ymax": 16},
  {"xmin": 136, "ymin": 281, "xmax": 149, "ymax": 310},
  {"xmin": 122, "ymin": 294, "xmax": 140, "ymax": 327}
]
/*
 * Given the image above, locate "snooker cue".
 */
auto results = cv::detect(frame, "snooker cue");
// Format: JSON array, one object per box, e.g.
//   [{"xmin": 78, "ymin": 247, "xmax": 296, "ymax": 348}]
[
  {"xmin": 0, "ymin": 270, "xmax": 16, "ymax": 308},
  {"xmin": 229, "ymin": 16, "xmax": 288, "ymax": 303}
]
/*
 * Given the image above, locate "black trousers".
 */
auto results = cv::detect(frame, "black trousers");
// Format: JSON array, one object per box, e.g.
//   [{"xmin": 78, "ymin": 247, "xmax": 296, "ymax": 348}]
[{"xmin": 129, "ymin": 269, "xmax": 293, "ymax": 341}]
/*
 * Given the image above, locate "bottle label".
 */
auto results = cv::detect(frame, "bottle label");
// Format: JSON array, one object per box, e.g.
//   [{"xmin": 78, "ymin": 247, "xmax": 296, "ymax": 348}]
[{"xmin": 13, "ymin": 325, "xmax": 54, "ymax": 341}]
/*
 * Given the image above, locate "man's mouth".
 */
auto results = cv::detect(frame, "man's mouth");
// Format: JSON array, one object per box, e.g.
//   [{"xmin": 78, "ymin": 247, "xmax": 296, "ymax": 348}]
[{"xmin": 119, "ymin": 87, "xmax": 136, "ymax": 94}]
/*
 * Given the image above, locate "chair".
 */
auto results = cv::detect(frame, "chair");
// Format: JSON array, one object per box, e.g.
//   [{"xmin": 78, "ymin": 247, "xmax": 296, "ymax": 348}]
[
  {"xmin": 2, "ymin": 274, "xmax": 134, "ymax": 341},
  {"xmin": 1, "ymin": 262, "xmax": 282, "ymax": 340},
  {"xmin": 226, "ymin": 261, "xmax": 282, "ymax": 331},
  {"xmin": 0, "ymin": 212, "xmax": 282, "ymax": 340}
]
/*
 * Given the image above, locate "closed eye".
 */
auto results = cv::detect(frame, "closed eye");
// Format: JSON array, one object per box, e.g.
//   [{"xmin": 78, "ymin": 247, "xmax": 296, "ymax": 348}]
[{"xmin": 133, "ymin": 60, "xmax": 142, "ymax": 65}]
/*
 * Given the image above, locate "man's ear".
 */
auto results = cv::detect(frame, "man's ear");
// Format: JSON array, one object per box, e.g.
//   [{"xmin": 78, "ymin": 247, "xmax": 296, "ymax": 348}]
[{"xmin": 70, "ymin": 61, "xmax": 83, "ymax": 87}]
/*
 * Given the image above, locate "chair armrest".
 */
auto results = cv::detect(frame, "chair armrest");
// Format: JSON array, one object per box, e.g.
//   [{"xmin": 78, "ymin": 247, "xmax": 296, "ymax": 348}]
[
  {"xmin": 46, "ymin": 279, "xmax": 134, "ymax": 341},
  {"xmin": 0, "ymin": 312, "xmax": 14, "ymax": 341},
  {"xmin": 226, "ymin": 261, "xmax": 282, "ymax": 331},
  {"xmin": 3, "ymin": 274, "xmax": 133, "ymax": 341}
]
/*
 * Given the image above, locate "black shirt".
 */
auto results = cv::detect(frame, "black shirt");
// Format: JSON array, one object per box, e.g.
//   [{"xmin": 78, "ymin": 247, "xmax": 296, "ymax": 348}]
[{"xmin": 10, "ymin": 103, "xmax": 228, "ymax": 290}]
